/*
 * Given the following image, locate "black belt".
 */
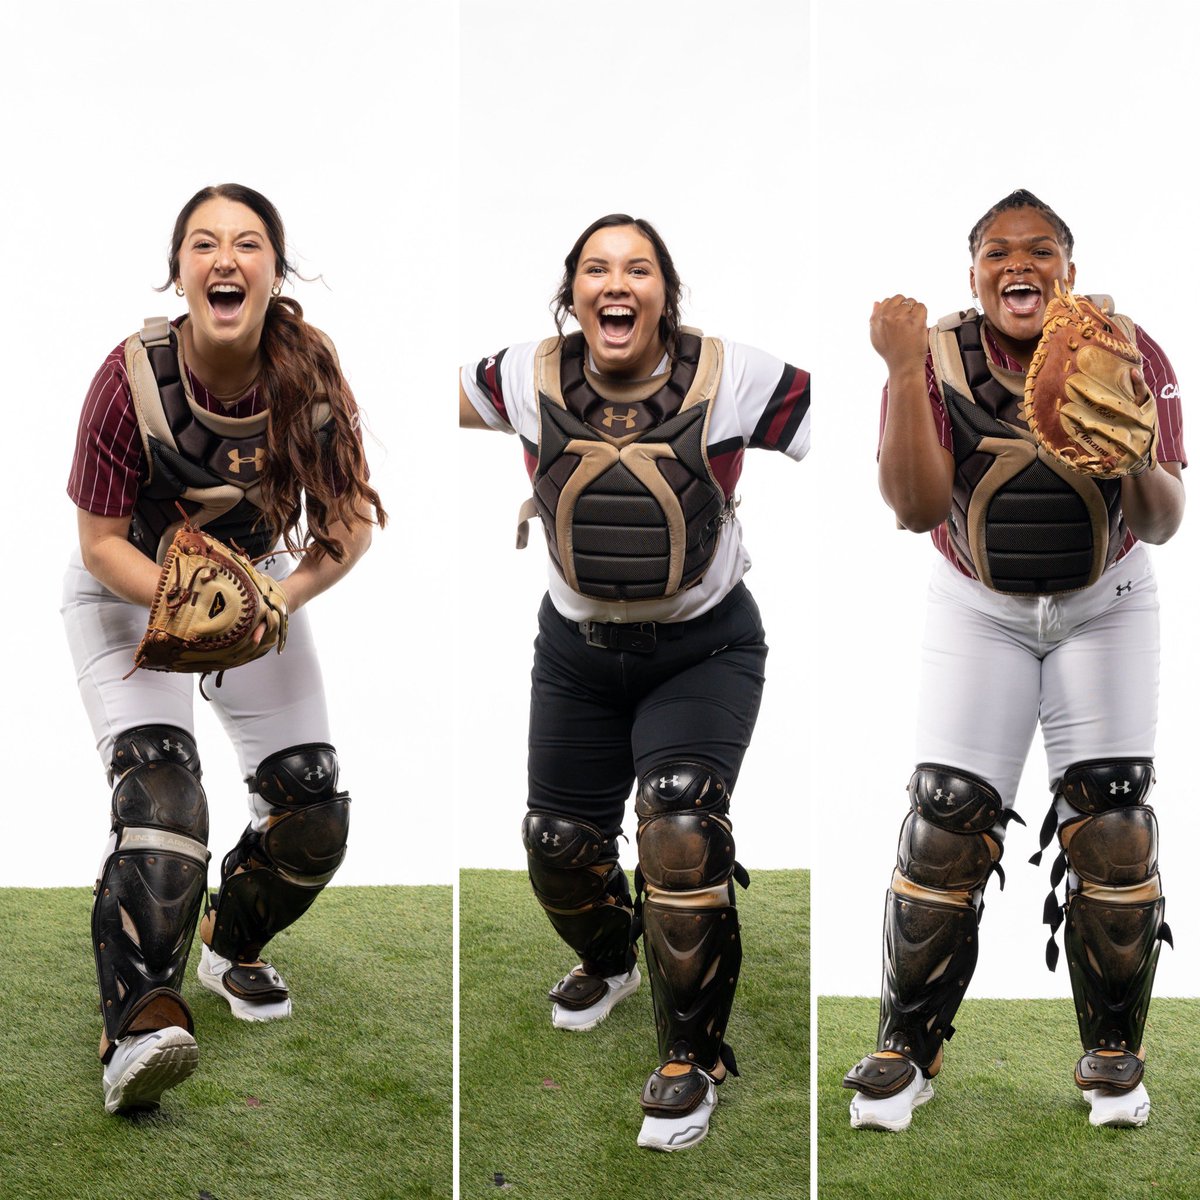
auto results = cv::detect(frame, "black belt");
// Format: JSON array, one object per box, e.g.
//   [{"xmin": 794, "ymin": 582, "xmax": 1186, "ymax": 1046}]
[{"xmin": 577, "ymin": 620, "xmax": 657, "ymax": 654}]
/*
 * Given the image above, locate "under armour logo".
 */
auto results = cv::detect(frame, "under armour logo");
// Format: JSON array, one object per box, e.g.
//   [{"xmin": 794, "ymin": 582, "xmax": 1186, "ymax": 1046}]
[
  {"xmin": 227, "ymin": 447, "xmax": 266, "ymax": 475},
  {"xmin": 162, "ymin": 738, "xmax": 183, "ymax": 755},
  {"xmin": 601, "ymin": 406, "xmax": 639, "ymax": 430},
  {"xmin": 657, "ymin": 775, "xmax": 680, "ymax": 790},
  {"xmin": 933, "ymin": 788, "xmax": 954, "ymax": 804},
  {"xmin": 1111, "ymin": 780, "xmax": 1131, "ymax": 795},
  {"xmin": 305, "ymin": 766, "xmax": 326, "ymax": 781},
  {"xmin": 1116, "ymin": 581, "xmax": 1133, "ymax": 596},
  {"xmin": 541, "ymin": 832, "xmax": 561, "ymax": 847}
]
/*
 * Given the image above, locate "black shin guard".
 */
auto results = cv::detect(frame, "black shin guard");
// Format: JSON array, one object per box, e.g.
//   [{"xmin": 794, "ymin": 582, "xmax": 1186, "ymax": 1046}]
[
  {"xmin": 522, "ymin": 811, "xmax": 635, "ymax": 980},
  {"xmin": 1048, "ymin": 760, "xmax": 1169, "ymax": 1090},
  {"xmin": 636, "ymin": 762, "xmax": 743, "ymax": 1074},
  {"xmin": 878, "ymin": 890, "xmax": 979, "ymax": 1066},
  {"xmin": 207, "ymin": 744, "xmax": 349, "ymax": 962},
  {"xmin": 870, "ymin": 766, "xmax": 1007, "ymax": 1076},
  {"xmin": 93, "ymin": 726, "xmax": 209, "ymax": 1052}
]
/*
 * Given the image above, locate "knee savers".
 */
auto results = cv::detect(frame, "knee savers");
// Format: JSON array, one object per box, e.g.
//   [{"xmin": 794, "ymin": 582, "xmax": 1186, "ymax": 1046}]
[
  {"xmin": 208, "ymin": 744, "xmax": 350, "ymax": 962},
  {"xmin": 93, "ymin": 726, "xmax": 209, "ymax": 1049},
  {"xmin": 1055, "ymin": 760, "xmax": 1166, "ymax": 1081},
  {"xmin": 522, "ymin": 811, "xmax": 634, "ymax": 977},
  {"xmin": 878, "ymin": 765, "xmax": 1006, "ymax": 1069},
  {"xmin": 635, "ymin": 762, "xmax": 741, "ymax": 1072}
]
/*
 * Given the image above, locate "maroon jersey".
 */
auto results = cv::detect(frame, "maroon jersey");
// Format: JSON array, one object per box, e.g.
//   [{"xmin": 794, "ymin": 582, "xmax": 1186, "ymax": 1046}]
[
  {"xmin": 879, "ymin": 322, "xmax": 1186, "ymax": 576},
  {"xmin": 68, "ymin": 333, "xmax": 264, "ymax": 518}
]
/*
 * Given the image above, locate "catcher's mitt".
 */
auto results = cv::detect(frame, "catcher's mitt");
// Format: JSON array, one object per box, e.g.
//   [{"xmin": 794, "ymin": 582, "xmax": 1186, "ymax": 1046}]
[
  {"xmin": 1021, "ymin": 282, "xmax": 1158, "ymax": 478},
  {"xmin": 130, "ymin": 523, "xmax": 288, "ymax": 680}
]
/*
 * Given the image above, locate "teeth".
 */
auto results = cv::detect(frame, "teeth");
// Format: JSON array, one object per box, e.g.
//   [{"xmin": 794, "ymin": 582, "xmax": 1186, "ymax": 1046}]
[
  {"xmin": 1003, "ymin": 284, "xmax": 1037, "ymax": 294},
  {"xmin": 601, "ymin": 306, "xmax": 634, "ymax": 317},
  {"xmin": 208, "ymin": 284, "xmax": 244, "ymax": 295}
]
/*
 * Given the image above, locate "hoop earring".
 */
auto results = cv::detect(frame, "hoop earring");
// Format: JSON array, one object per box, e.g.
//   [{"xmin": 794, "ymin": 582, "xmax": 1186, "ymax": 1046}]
[
  {"xmin": 175, "ymin": 283, "xmax": 185, "ymax": 297},
  {"xmin": 271, "ymin": 283, "xmax": 282, "ymax": 297}
]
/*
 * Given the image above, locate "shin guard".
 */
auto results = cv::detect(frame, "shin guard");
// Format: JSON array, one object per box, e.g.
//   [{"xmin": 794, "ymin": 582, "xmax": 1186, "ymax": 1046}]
[
  {"xmin": 1052, "ymin": 760, "xmax": 1168, "ymax": 1091},
  {"xmin": 636, "ymin": 762, "xmax": 744, "ymax": 1075},
  {"xmin": 522, "ymin": 811, "xmax": 635, "ymax": 985},
  {"xmin": 206, "ymin": 744, "xmax": 349, "ymax": 962},
  {"xmin": 93, "ymin": 726, "xmax": 209, "ymax": 1055}
]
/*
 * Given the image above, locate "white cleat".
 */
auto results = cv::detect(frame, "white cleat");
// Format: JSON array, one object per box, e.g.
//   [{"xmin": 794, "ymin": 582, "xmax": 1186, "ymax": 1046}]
[
  {"xmin": 550, "ymin": 965, "xmax": 640, "ymax": 1032},
  {"xmin": 102, "ymin": 1026, "xmax": 198, "ymax": 1114},
  {"xmin": 637, "ymin": 1070, "xmax": 717, "ymax": 1151},
  {"xmin": 849, "ymin": 1070, "xmax": 934, "ymax": 1132},
  {"xmin": 1084, "ymin": 1083, "xmax": 1150, "ymax": 1128},
  {"xmin": 197, "ymin": 944, "xmax": 292, "ymax": 1021}
]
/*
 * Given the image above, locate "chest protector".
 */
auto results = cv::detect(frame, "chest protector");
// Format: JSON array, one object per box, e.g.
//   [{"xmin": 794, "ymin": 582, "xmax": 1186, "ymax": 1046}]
[
  {"xmin": 123, "ymin": 318, "xmax": 330, "ymax": 562},
  {"xmin": 522, "ymin": 331, "xmax": 727, "ymax": 601},
  {"xmin": 929, "ymin": 308, "xmax": 1132, "ymax": 595}
]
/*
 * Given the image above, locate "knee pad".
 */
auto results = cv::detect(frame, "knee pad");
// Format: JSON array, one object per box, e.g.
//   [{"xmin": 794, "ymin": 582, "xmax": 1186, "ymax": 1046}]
[
  {"xmin": 635, "ymin": 763, "xmax": 742, "ymax": 1073},
  {"xmin": 522, "ymin": 811, "xmax": 634, "ymax": 976},
  {"xmin": 94, "ymin": 726, "xmax": 209, "ymax": 1048},
  {"xmin": 898, "ymin": 764, "xmax": 1006, "ymax": 897},
  {"xmin": 1058, "ymin": 759, "xmax": 1155, "ymax": 814},
  {"xmin": 635, "ymin": 761, "xmax": 735, "ymax": 893},
  {"xmin": 207, "ymin": 744, "xmax": 350, "ymax": 962},
  {"xmin": 1051, "ymin": 760, "xmax": 1168, "ymax": 1073}
]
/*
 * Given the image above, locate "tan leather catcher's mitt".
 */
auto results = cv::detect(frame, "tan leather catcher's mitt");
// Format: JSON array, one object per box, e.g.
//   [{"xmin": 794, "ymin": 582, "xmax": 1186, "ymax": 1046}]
[
  {"xmin": 1021, "ymin": 282, "xmax": 1158, "ymax": 478},
  {"xmin": 131, "ymin": 523, "xmax": 288, "ymax": 677}
]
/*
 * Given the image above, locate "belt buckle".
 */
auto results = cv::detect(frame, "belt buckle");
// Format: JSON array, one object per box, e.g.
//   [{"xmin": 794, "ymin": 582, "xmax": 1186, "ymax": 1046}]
[
  {"xmin": 580, "ymin": 621, "xmax": 656, "ymax": 653},
  {"xmin": 582, "ymin": 621, "xmax": 610, "ymax": 649}
]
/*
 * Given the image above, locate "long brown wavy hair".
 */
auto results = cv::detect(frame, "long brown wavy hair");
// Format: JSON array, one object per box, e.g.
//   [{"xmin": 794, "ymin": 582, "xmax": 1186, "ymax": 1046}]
[{"xmin": 163, "ymin": 183, "xmax": 387, "ymax": 560}]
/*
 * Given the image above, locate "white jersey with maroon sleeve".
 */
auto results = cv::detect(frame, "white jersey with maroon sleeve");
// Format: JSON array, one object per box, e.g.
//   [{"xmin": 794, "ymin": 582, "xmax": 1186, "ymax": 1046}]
[{"xmin": 461, "ymin": 336, "xmax": 810, "ymax": 623}]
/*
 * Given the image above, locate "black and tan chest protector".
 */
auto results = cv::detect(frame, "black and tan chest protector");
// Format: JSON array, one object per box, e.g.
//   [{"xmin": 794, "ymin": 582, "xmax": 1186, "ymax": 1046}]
[
  {"xmin": 123, "ymin": 318, "xmax": 331, "ymax": 562},
  {"xmin": 930, "ymin": 308, "xmax": 1131, "ymax": 595},
  {"xmin": 518, "ymin": 330, "xmax": 727, "ymax": 602}
]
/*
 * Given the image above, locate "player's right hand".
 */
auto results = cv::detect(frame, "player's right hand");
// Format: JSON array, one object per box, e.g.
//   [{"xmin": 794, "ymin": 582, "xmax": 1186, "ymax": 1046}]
[{"xmin": 870, "ymin": 295, "xmax": 929, "ymax": 373}]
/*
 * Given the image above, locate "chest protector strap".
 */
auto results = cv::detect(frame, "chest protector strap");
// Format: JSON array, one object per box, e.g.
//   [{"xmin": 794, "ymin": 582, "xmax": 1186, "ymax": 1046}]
[
  {"xmin": 123, "ymin": 319, "xmax": 331, "ymax": 562},
  {"xmin": 521, "ymin": 331, "xmax": 726, "ymax": 601},
  {"xmin": 929, "ymin": 309, "xmax": 1128, "ymax": 595}
]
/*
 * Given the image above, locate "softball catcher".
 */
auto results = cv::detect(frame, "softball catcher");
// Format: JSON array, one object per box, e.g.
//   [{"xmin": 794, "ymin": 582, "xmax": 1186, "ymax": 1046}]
[
  {"xmin": 461, "ymin": 214, "xmax": 810, "ymax": 1151},
  {"xmin": 64, "ymin": 183, "xmax": 385, "ymax": 1114},
  {"xmin": 843, "ymin": 190, "xmax": 1184, "ymax": 1132}
]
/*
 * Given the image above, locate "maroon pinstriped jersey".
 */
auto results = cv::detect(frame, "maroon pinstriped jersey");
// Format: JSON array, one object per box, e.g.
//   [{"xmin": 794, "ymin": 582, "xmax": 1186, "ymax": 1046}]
[
  {"xmin": 68, "ymin": 333, "xmax": 264, "ymax": 517},
  {"xmin": 878, "ymin": 322, "xmax": 1186, "ymax": 577}
]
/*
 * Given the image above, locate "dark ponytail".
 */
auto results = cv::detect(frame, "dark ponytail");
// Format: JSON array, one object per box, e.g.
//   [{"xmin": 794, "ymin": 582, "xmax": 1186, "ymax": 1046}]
[{"xmin": 257, "ymin": 296, "xmax": 387, "ymax": 561}]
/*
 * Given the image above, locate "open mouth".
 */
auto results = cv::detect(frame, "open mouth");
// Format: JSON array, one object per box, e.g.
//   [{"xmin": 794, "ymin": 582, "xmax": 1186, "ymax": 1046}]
[
  {"xmin": 598, "ymin": 305, "xmax": 636, "ymax": 344},
  {"xmin": 1001, "ymin": 283, "xmax": 1042, "ymax": 317},
  {"xmin": 207, "ymin": 283, "xmax": 246, "ymax": 321}
]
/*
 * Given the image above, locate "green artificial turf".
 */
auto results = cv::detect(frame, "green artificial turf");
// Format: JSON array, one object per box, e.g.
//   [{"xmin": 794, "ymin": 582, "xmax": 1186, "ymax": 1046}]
[
  {"xmin": 820, "ymin": 995, "xmax": 1200, "ymax": 1200},
  {"xmin": 460, "ymin": 868, "xmax": 809, "ymax": 1199},
  {"xmin": 0, "ymin": 886, "xmax": 451, "ymax": 1200}
]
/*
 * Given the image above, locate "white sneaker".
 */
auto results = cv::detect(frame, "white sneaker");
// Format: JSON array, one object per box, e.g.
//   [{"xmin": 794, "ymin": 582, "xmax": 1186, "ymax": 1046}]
[
  {"xmin": 1084, "ymin": 1083, "xmax": 1151, "ymax": 1127},
  {"xmin": 102, "ymin": 1026, "xmax": 198, "ymax": 1114},
  {"xmin": 550, "ymin": 965, "xmax": 640, "ymax": 1031},
  {"xmin": 197, "ymin": 944, "xmax": 292, "ymax": 1021},
  {"xmin": 637, "ymin": 1069, "xmax": 717, "ymax": 1151},
  {"xmin": 849, "ymin": 1070, "xmax": 934, "ymax": 1132}
]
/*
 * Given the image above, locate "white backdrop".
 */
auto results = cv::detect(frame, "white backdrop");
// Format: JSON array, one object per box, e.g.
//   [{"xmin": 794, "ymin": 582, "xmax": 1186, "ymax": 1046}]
[
  {"xmin": 812, "ymin": 1, "xmax": 1200, "ymax": 998},
  {"xmin": 456, "ymin": 0, "xmax": 814, "ymax": 871},
  {"xmin": 2, "ymin": 1, "xmax": 456, "ymax": 886}
]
